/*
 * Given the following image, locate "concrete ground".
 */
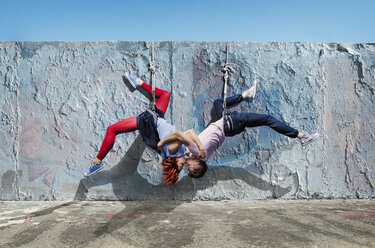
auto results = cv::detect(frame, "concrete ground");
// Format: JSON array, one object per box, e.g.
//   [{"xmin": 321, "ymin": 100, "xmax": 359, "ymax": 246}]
[{"xmin": 0, "ymin": 200, "xmax": 374, "ymax": 248}]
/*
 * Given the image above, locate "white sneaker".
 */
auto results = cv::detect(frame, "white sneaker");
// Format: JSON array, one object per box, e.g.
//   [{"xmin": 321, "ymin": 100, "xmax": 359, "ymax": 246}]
[
  {"xmin": 299, "ymin": 132, "xmax": 320, "ymax": 146},
  {"xmin": 242, "ymin": 80, "xmax": 258, "ymax": 101}
]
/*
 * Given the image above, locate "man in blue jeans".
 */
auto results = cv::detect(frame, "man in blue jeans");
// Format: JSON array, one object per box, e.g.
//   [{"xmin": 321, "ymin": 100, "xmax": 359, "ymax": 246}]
[{"xmin": 157, "ymin": 80, "xmax": 319, "ymax": 178}]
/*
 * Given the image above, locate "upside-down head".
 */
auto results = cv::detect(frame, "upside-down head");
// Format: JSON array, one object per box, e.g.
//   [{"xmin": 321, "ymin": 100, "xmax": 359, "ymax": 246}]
[
  {"xmin": 161, "ymin": 157, "xmax": 182, "ymax": 186},
  {"xmin": 186, "ymin": 157, "xmax": 207, "ymax": 178}
]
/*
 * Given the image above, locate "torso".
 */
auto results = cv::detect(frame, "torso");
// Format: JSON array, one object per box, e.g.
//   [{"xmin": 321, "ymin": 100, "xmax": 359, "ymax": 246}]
[
  {"xmin": 157, "ymin": 118, "xmax": 186, "ymax": 159},
  {"xmin": 188, "ymin": 118, "xmax": 225, "ymax": 161}
]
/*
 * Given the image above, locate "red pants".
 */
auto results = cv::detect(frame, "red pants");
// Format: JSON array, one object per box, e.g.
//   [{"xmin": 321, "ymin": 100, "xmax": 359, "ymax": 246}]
[{"xmin": 96, "ymin": 82, "xmax": 170, "ymax": 160}]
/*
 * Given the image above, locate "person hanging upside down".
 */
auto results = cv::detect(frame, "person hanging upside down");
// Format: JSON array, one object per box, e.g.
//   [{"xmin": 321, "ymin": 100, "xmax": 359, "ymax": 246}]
[
  {"xmin": 86, "ymin": 74, "xmax": 207, "ymax": 185},
  {"xmin": 157, "ymin": 80, "xmax": 320, "ymax": 181}
]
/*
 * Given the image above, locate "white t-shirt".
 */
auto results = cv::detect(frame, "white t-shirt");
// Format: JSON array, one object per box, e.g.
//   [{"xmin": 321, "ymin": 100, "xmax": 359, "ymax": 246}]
[{"xmin": 187, "ymin": 118, "xmax": 225, "ymax": 161}]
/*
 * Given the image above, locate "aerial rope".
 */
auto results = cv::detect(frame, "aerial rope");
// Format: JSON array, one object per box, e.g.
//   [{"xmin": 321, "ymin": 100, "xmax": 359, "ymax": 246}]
[
  {"xmin": 222, "ymin": 42, "xmax": 235, "ymax": 126},
  {"xmin": 147, "ymin": 41, "xmax": 179, "ymax": 184},
  {"xmin": 148, "ymin": 41, "xmax": 156, "ymax": 111}
]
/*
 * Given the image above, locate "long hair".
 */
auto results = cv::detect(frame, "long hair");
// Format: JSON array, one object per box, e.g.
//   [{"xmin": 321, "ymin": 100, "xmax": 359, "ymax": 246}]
[{"xmin": 161, "ymin": 157, "xmax": 181, "ymax": 186}]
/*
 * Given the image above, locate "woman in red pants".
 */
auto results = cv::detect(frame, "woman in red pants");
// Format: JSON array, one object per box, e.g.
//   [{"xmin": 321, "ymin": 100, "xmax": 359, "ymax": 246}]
[{"xmin": 85, "ymin": 74, "xmax": 206, "ymax": 186}]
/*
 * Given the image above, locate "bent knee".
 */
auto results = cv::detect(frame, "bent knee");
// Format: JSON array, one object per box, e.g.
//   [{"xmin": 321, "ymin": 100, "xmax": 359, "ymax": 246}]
[
  {"xmin": 213, "ymin": 98, "xmax": 222, "ymax": 106},
  {"xmin": 213, "ymin": 98, "xmax": 223, "ymax": 110},
  {"xmin": 106, "ymin": 124, "xmax": 116, "ymax": 134},
  {"xmin": 163, "ymin": 90, "xmax": 171, "ymax": 100}
]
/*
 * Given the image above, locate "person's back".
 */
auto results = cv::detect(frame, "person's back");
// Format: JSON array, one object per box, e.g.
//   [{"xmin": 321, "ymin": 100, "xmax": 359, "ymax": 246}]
[
  {"xmin": 187, "ymin": 118, "xmax": 225, "ymax": 161},
  {"xmin": 157, "ymin": 118, "xmax": 186, "ymax": 159}
]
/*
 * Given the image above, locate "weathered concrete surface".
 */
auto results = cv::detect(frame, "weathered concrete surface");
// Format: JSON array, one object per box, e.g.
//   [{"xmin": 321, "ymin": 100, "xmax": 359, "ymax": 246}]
[
  {"xmin": 0, "ymin": 41, "xmax": 374, "ymax": 200},
  {"xmin": 0, "ymin": 200, "xmax": 374, "ymax": 247}
]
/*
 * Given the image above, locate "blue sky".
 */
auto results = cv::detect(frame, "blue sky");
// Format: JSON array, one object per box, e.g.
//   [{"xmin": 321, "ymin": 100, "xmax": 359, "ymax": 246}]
[{"xmin": 1, "ymin": 0, "xmax": 374, "ymax": 42}]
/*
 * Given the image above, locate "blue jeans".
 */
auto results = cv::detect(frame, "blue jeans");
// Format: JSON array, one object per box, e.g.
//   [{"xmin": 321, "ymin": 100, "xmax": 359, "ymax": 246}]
[{"xmin": 213, "ymin": 94, "xmax": 299, "ymax": 138}]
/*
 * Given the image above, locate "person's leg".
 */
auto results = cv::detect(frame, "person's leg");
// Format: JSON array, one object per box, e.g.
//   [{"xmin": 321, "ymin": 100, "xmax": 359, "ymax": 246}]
[
  {"xmin": 213, "ymin": 94, "xmax": 243, "ymax": 119},
  {"xmin": 96, "ymin": 117, "xmax": 138, "ymax": 161},
  {"xmin": 213, "ymin": 80, "xmax": 258, "ymax": 119},
  {"xmin": 95, "ymin": 78, "xmax": 171, "ymax": 161},
  {"xmin": 230, "ymin": 112, "xmax": 299, "ymax": 138},
  {"xmin": 138, "ymin": 81, "xmax": 170, "ymax": 114},
  {"xmin": 124, "ymin": 74, "xmax": 171, "ymax": 114}
]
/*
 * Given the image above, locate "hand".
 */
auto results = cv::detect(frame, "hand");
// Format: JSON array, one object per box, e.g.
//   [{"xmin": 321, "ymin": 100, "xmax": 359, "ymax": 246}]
[
  {"xmin": 157, "ymin": 142, "xmax": 162, "ymax": 151},
  {"xmin": 157, "ymin": 142, "xmax": 164, "ymax": 155},
  {"xmin": 198, "ymin": 150, "xmax": 206, "ymax": 160}
]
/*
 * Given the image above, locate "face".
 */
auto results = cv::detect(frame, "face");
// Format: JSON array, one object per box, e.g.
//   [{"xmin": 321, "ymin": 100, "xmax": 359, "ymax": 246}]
[
  {"xmin": 185, "ymin": 156, "xmax": 202, "ymax": 174},
  {"xmin": 176, "ymin": 157, "xmax": 187, "ymax": 171}
]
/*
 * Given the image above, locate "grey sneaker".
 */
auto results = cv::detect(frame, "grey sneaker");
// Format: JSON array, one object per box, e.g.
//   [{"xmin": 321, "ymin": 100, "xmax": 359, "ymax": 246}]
[
  {"xmin": 242, "ymin": 80, "xmax": 258, "ymax": 101},
  {"xmin": 299, "ymin": 132, "xmax": 320, "ymax": 146},
  {"xmin": 122, "ymin": 73, "xmax": 139, "ymax": 89}
]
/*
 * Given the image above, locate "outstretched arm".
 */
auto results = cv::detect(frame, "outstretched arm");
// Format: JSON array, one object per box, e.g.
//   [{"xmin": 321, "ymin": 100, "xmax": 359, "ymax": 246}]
[
  {"xmin": 184, "ymin": 129, "xmax": 206, "ymax": 159},
  {"xmin": 157, "ymin": 130, "xmax": 195, "ymax": 154}
]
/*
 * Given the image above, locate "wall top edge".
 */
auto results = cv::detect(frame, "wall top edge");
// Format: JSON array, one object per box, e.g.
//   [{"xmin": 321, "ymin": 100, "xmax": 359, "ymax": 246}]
[{"xmin": 0, "ymin": 41, "xmax": 374, "ymax": 46}]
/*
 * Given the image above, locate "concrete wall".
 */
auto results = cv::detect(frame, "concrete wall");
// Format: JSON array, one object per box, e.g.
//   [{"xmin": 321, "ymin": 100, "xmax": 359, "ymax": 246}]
[{"xmin": 0, "ymin": 41, "xmax": 374, "ymax": 200}]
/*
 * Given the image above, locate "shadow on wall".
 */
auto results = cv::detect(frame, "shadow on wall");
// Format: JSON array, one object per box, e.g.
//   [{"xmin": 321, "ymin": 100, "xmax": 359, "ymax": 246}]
[
  {"xmin": 59, "ymin": 132, "xmax": 291, "ymax": 245},
  {"xmin": 1, "ymin": 132, "xmax": 291, "ymax": 247},
  {"xmin": 73, "ymin": 49, "xmax": 291, "ymax": 201},
  {"xmin": 73, "ymin": 134, "xmax": 291, "ymax": 201}
]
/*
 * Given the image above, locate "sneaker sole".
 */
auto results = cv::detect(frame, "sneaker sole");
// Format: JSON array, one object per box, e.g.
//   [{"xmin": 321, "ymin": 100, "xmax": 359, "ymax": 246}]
[
  {"xmin": 302, "ymin": 133, "xmax": 320, "ymax": 147},
  {"xmin": 244, "ymin": 93, "xmax": 256, "ymax": 102},
  {"xmin": 84, "ymin": 164, "xmax": 104, "ymax": 177},
  {"xmin": 250, "ymin": 81, "xmax": 258, "ymax": 100},
  {"xmin": 122, "ymin": 73, "xmax": 138, "ymax": 89},
  {"xmin": 243, "ymin": 84, "xmax": 257, "ymax": 102}
]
